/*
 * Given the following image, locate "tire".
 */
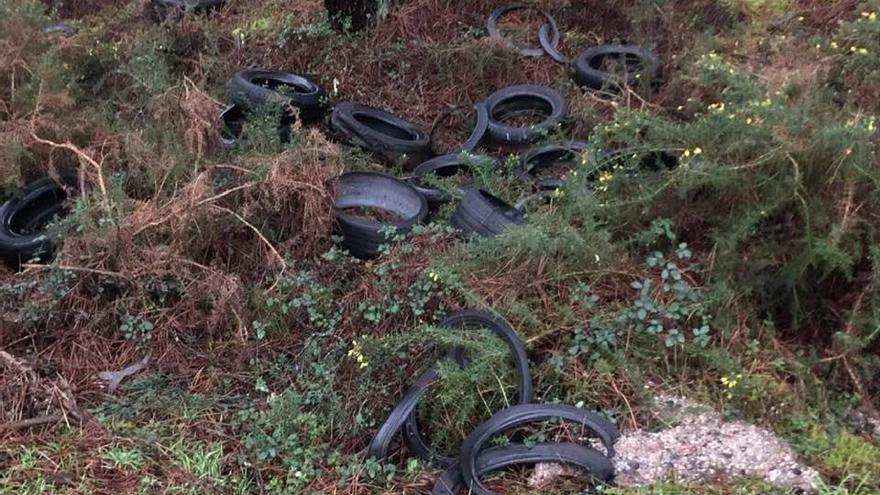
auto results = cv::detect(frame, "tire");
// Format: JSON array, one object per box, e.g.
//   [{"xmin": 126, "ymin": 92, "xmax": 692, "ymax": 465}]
[
  {"xmin": 410, "ymin": 153, "xmax": 495, "ymax": 207},
  {"xmin": 538, "ymin": 22, "xmax": 569, "ymax": 64},
  {"xmin": 452, "ymin": 188, "xmax": 524, "ymax": 237},
  {"xmin": 459, "ymin": 404, "xmax": 620, "ymax": 495},
  {"xmin": 401, "ymin": 310, "xmax": 533, "ymax": 467},
  {"xmin": 429, "ymin": 103, "xmax": 489, "ymax": 155},
  {"xmin": 218, "ymin": 103, "xmax": 293, "ymax": 146},
  {"xmin": 432, "ymin": 442, "xmax": 614, "ymax": 495},
  {"xmin": 518, "ymin": 141, "xmax": 591, "ymax": 191},
  {"xmin": 0, "ymin": 177, "xmax": 75, "ymax": 269},
  {"xmin": 228, "ymin": 70, "xmax": 326, "ymax": 124},
  {"xmin": 219, "ymin": 104, "xmax": 245, "ymax": 147},
  {"xmin": 484, "ymin": 85, "xmax": 568, "ymax": 144},
  {"xmin": 330, "ymin": 102, "xmax": 432, "ymax": 171},
  {"xmin": 149, "ymin": 0, "xmax": 224, "ymax": 20},
  {"xmin": 367, "ymin": 367, "xmax": 443, "ymax": 462},
  {"xmin": 573, "ymin": 44, "xmax": 662, "ymax": 92},
  {"xmin": 487, "ymin": 4, "xmax": 560, "ymax": 58},
  {"xmin": 335, "ymin": 172, "xmax": 428, "ymax": 260}
]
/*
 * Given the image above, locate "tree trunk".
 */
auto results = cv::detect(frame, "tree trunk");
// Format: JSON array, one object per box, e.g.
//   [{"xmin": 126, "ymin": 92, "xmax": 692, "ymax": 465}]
[{"xmin": 324, "ymin": 0, "xmax": 388, "ymax": 32}]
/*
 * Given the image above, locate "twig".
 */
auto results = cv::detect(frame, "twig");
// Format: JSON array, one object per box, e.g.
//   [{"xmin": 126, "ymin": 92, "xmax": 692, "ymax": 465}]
[
  {"xmin": 0, "ymin": 415, "xmax": 63, "ymax": 432},
  {"xmin": 30, "ymin": 133, "xmax": 108, "ymax": 201},
  {"xmin": 193, "ymin": 182, "xmax": 257, "ymax": 208},
  {"xmin": 610, "ymin": 379, "xmax": 638, "ymax": 430},
  {"xmin": 213, "ymin": 206, "xmax": 287, "ymax": 268},
  {"xmin": 21, "ymin": 264, "xmax": 128, "ymax": 279}
]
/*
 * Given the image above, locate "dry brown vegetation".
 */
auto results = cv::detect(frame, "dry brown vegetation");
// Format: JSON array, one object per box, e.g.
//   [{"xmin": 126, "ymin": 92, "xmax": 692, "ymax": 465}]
[{"xmin": 1, "ymin": 0, "xmax": 878, "ymax": 493}]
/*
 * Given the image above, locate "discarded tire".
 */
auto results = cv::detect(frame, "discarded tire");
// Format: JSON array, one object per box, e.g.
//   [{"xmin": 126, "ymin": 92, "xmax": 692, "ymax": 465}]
[
  {"xmin": 219, "ymin": 104, "xmax": 245, "ymax": 147},
  {"xmin": 149, "ymin": 0, "xmax": 224, "ymax": 19},
  {"xmin": 459, "ymin": 404, "xmax": 620, "ymax": 495},
  {"xmin": 218, "ymin": 103, "xmax": 293, "ymax": 146},
  {"xmin": 410, "ymin": 153, "xmax": 494, "ymax": 207},
  {"xmin": 0, "ymin": 177, "xmax": 74, "ymax": 268},
  {"xmin": 330, "ymin": 102, "xmax": 432, "ymax": 170},
  {"xmin": 484, "ymin": 85, "xmax": 568, "ymax": 144},
  {"xmin": 487, "ymin": 4, "xmax": 560, "ymax": 58},
  {"xmin": 573, "ymin": 44, "xmax": 662, "ymax": 91},
  {"xmin": 325, "ymin": 0, "xmax": 384, "ymax": 32},
  {"xmin": 452, "ymin": 188, "xmax": 524, "ymax": 237},
  {"xmin": 335, "ymin": 172, "xmax": 428, "ymax": 259},
  {"xmin": 432, "ymin": 442, "xmax": 614, "ymax": 495},
  {"xmin": 519, "ymin": 141, "xmax": 591, "ymax": 191},
  {"xmin": 228, "ymin": 69, "xmax": 326, "ymax": 124},
  {"xmin": 537, "ymin": 21, "xmax": 570, "ymax": 64},
  {"xmin": 429, "ymin": 103, "xmax": 489, "ymax": 155},
  {"xmin": 401, "ymin": 310, "xmax": 533, "ymax": 467},
  {"xmin": 368, "ymin": 310, "xmax": 532, "ymax": 465},
  {"xmin": 367, "ymin": 366, "xmax": 448, "ymax": 462}
]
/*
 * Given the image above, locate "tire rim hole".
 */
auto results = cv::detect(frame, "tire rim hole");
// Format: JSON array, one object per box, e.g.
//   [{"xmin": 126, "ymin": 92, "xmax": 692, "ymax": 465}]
[{"xmin": 353, "ymin": 113, "xmax": 418, "ymax": 141}]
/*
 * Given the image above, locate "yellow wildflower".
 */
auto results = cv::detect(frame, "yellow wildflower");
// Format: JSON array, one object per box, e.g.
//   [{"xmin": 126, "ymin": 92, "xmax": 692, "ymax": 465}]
[
  {"xmin": 708, "ymin": 102, "xmax": 726, "ymax": 113},
  {"xmin": 830, "ymin": 41, "xmax": 838, "ymax": 49},
  {"xmin": 693, "ymin": 147, "xmax": 702, "ymax": 156}
]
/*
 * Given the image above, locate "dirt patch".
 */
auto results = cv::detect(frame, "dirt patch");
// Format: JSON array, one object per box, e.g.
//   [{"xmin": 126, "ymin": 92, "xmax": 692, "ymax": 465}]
[{"xmin": 530, "ymin": 396, "xmax": 821, "ymax": 493}]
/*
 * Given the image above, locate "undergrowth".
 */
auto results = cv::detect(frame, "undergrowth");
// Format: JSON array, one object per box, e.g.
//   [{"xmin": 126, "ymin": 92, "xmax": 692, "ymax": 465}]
[{"xmin": 0, "ymin": 0, "xmax": 878, "ymax": 494}]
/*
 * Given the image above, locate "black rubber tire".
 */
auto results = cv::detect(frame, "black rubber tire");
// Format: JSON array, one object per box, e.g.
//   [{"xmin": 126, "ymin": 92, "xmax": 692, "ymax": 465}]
[
  {"xmin": 432, "ymin": 442, "xmax": 614, "ymax": 495},
  {"xmin": 518, "ymin": 141, "xmax": 591, "ymax": 191},
  {"xmin": 538, "ymin": 22, "xmax": 569, "ymax": 64},
  {"xmin": 459, "ymin": 404, "xmax": 619, "ymax": 495},
  {"xmin": 452, "ymin": 188, "xmax": 524, "ymax": 237},
  {"xmin": 484, "ymin": 85, "xmax": 568, "ymax": 144},
  {"xmin": 367, "ymin": 367, "xmax": 442, "ymax": 462},
  {"xmin": 218, "ymin": 103, "xmax": 293, "ymax": 146},
  {"xmin": 228, "ymin": 70, "xmax": 326, "ymax": 124},
  {"xmin": 335, "ymin": 172, "xmax": 428, "ymax": 260},
  {"xmin": 573, "ymin": 44, "xmax": 662, "ymax": 92},
  {"xmin": 330, "ymin": 102, "xmax": 432, "ymax": 171},
  {"xmin": 149, "ymin": 0, "xmax": 224, "ymax": 20},
  {"xmin": 402, "ymin": 310, "xmax": 533, "ymax": 467},
  {"xmin": 487, "ymin": 4, "xmax": 560, "ymax": 58},
  {"xmin": 219, "ymin": 104, "xmax": 245, "ymax": 147},
  {"xmin": 429, "ymin": 103, "xmax": 489, "ymax": 156},
  {"xmin": 0, "ymin": 177, "xmax": 75, "ymax": 268},
  {"xmin": 410, "ymin": 153, "xmax": 494, "ymax": 207}
]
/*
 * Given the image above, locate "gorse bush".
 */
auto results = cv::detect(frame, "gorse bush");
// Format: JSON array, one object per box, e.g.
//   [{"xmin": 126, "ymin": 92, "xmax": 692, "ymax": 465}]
[
  {"xmin": 834, "ymin": 4, "xmax": 880, "ymax": 82},
  {"xmin": 3, "ymin": 0, "xmax": 880, "ymax": 492},
  {"xmin": 587, "ymin": 49, "xmax": 878, "ymax": 335}
]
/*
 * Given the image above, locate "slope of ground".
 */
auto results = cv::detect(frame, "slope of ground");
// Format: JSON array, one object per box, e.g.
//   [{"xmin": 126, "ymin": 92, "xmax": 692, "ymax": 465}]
[{"xmin": 0, "ymin": 0, "xmax": 878, "ymax": 493}]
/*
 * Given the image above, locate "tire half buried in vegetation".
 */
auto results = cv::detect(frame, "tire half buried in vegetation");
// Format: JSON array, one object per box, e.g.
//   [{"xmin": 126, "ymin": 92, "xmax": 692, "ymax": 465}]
[
  {"xmin": 518, "ymin": 141, "xmax": 591, "ymax": 191},
  {"xmin": 452, "ymin": 188, "xmax": 523, "ymax": 237},
  {"xmin": 330, "ymin": 102, "xmax": 432, "ymax": 170},
  {"xmin": 410, "ymin": 153, "xmax": 495, "ymax": 207},
  {"xmin": 573, "ymin": 44, "xmax": 662, "ymax": 92},
  {"xmin": 401, "ymin": 310, "xmax": 534, "ymax": 467},
  {"xmin": 0, "ymin": 177, "xmax": 74, "ymax": 269},
  {"xmin": 335, "ymin": 172, "xmax": 428, "ymax": 259},
  {"xmin": 149, "ymin": 0, "xmax": 224, "ymax": 20},
  {"xmin": 432, "ymin": 442, "xmax": 614, "ymax": 495},
  {"xmin": 228, "ymin": 69, "xmax": 327, "ymax": 124},
  {"xmin": 486, "ymin": 4, "xmax": 561, "ymax": 59},
  {"xmin": 484, "ymin": 85, "xmax": 568, "ymax": 145},
  {"xmin": 457, "ymin": 404, "xmax": 620, "ymax": 495}
]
